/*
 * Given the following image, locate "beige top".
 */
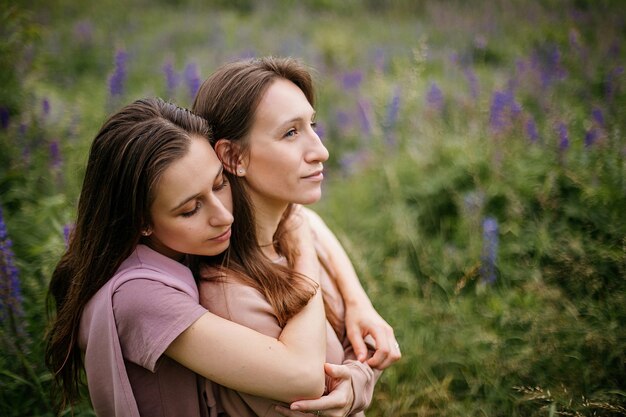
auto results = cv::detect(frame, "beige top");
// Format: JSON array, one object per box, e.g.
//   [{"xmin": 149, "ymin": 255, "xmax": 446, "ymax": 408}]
[{"xmin": 199, "ymin": 239, "xmax": 380, "ymax": 416}]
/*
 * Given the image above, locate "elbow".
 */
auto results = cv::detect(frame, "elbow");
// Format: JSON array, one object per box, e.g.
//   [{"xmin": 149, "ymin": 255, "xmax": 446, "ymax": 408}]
[{"xmin": 284, "ymin": 363, "xmax": 325, "ymax": 402}]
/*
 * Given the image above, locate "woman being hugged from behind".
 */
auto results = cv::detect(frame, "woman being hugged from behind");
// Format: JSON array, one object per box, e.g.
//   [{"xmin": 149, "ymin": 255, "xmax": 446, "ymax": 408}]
[
  {"xmin": 45, "ymin": 97, "xmax": 328, "ymax": 417},
  {"xmin": 192, "ymin": 57, "xmax": 400, "ymax": 417}
]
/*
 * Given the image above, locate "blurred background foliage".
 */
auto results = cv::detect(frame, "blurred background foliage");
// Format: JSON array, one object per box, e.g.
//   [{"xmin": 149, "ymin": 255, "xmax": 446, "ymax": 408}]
[{"xmin": 1, "ymin": 0, "xmax": 625, "ymax": 415}]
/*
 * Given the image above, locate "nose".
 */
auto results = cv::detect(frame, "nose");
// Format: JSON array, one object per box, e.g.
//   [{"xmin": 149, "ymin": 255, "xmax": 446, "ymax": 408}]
[
  {"xmin": 306, "ymin": 128, "xmax": 329, "ymax": 163},
  {"xmin": 207, "ymin": 195, "xmax": 234, "ymax": 228}
]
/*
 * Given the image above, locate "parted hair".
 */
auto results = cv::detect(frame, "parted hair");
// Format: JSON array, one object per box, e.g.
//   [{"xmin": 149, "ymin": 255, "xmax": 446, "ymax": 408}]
[
  {"xmin": 45, "ymin": 97, "xmax": 212, "ymax": 411},
  {"xmin": 192, "ymin": 57, "xmax": 340, "ymax": 332}
]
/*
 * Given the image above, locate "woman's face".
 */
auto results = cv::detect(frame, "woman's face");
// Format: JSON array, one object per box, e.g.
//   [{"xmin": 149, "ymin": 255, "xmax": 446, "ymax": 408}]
[
  {"xmin": 147, "ymin": 135, "xmax": 233, "ymax": 260},
  {"xmin": 240, "ymin": 78, "xmax": 329, "ymax": 209}
]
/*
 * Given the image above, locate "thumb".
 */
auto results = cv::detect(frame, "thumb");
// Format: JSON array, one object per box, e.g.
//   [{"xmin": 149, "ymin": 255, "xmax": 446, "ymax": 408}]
[
  {"xmin": 346, "ymin": 325, "xmax": 367, "ymax": 362},
  {"xmin": 324, "ymin": 362, "xmax": 351, "ymax": 380}
]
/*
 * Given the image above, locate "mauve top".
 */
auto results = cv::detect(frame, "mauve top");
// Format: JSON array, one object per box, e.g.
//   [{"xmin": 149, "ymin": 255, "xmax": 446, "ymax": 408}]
[
  {"xmin": 79, "ymin": 244, "xmax": 211, "ymax": 417},
  {"xmin": 199, "ymin": 238, "xmax": 381, "ymax": 417}
]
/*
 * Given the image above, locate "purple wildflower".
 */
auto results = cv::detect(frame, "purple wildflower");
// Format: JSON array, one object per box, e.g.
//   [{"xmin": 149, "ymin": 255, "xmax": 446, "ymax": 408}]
[
  {"xmin": 584, "ymin": 128, "xmax": 597, "ymax": 147},
  {"xmin": 0, "ymin": 207, "xmax": 25, "ymax": 325},
  {"xmin": 356, "ymin": 98, "xmax": 373, "ymax": 137},
  {"xmin": 480, "ymin": 217, "xmax": 499, "ymax": 284},
  {"xmin": 0, "ymin": 107, "xmax": 9, "ymax": 129},
  {"xmin": 525, "ymin": 117, "xmax": 540, "ymax": 142},
  {"xmin": 108, "ymin": 48, "xmax": 128, "ymax": 97},
  {"xmin": 426, "ymin": 82, "xmax": 444, "ymax": 112},
  {"xmin": 592, "ymin": 107, "xmax": 604, "ymax": 127},
  {"xmin": 63, "ymin": 224, "xmax": 73, "ymax": 248},
  {"xmin": 341, "ymin": 70, "xmax": 363, "ymax": 90},
  {"xmin": 557, "ymin": 122, "xmax": 569, "ymax": 150},
  {"xmin": 384, "ymin": 87, "xmax": 401, "ymax": 147},
  {"xmin": 184, "ymin": 62, "xmax": 200, "ymax": 101},
  {"xmin": 163, "ymin": 61, "xmax": 179, "ymax": 99},
  {"xmin": 384, "ymin": 87, "xmax": 401, "ymax": 128},
  {"xmin": 489, "ymin": 89, "xmax": 521, "ymax": 133},
  {"xmin": 49, "ymin": 140, "xmax": 62, "ymax": 169},
  {"xmin": 42, "ymin": 98, "xmax": 50, "ymax": 117}
]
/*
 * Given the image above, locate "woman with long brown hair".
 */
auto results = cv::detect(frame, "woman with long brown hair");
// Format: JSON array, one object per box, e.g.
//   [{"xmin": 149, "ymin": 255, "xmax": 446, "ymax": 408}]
[
  {"xmin": 45, "ymin": 97, "xmax": 329, "ymax": 416},
  {"xmin": 192, "ymin": 57, "xmax": 400, "ymax": 416}
]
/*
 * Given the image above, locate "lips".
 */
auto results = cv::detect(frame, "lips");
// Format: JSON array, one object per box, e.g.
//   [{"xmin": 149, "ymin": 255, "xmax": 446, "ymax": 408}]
[
  {"xmin": 303, "ymin": 169, "xmax": 324, "ymax": 179},
  {"xmin": 210, "ymin": 228, "xmax": 231, "ymax": 242}
]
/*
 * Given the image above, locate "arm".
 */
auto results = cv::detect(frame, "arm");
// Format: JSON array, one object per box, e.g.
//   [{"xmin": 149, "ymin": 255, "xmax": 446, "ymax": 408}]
[
  {"xmin": 167, "ymin": 217, "xmax": 326, "ymax": 404},
  {"xmin": 301, "ymin": 206, "xmax": 400, "ymax": 369}
]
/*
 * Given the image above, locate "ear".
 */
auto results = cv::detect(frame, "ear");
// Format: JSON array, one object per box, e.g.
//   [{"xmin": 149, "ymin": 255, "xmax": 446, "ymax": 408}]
[{"xmin": 215, "ymin": 139, "xmax": 247, "ymax": 176}]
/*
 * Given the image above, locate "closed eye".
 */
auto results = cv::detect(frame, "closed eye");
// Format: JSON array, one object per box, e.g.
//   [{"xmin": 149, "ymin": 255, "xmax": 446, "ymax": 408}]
[{"xmin": 181, "ymin": 201, "xmax": 201, "ymax": 218}]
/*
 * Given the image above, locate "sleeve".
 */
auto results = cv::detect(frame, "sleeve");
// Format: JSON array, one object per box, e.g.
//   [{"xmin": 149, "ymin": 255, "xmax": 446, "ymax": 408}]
[
  {"xmin": 341, "ymin": 335, "xmax": 382, "ymax": 415},
  {"xmin": 112, "ymin": 278, "xmax": 208, "ymax": 372}
]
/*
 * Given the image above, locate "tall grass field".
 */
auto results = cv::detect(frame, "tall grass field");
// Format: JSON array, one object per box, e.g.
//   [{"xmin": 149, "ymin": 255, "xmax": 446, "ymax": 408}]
[{"xmin": 1, "ymin": 0, "xmax": 625, "ymax": 415}]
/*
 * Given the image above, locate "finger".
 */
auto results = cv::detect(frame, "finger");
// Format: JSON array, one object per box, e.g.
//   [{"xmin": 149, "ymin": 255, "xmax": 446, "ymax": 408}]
[
  {"xmin": 365, "ymin": 326, "xmax": 391, "ymax": 368},
  {"xmin": 345, "ymin": 323, "xmax": 368, "ymax": 362},
  {"xmin": 369, "ymin": 328, "xmax": 401, "ymax": 369},
  {"xmin": 324, "ymin": 362, "xmax": 351, "ymax": 379}
]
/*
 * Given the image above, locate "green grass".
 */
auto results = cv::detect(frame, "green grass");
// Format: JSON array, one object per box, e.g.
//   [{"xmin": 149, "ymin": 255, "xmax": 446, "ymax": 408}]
[{"xmin": 1, "ymin": 0, "xmax": 625, "ymax": 415}]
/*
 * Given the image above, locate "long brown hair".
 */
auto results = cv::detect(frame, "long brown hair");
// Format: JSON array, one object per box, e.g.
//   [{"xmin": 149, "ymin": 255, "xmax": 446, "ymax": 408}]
[
  {"xmin": 45, "ymin": 98, "xmax": 212, "ymax": 411},
  {"xmin": 192, "ymin": 57, "xmax": 339, "ymax": 332}
]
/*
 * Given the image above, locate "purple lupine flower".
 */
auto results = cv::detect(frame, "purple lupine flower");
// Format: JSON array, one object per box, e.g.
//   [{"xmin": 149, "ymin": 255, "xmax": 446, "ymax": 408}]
[
  {"xmin": 592, "ymin": 107, "xmax": 604, "ymax": 127},
  {"xmin": 341, "ymin": 70, "xmax": 363, "ymax": 90},
  {"xmin": 163, "ymin": 61, "xmax": 179, "ymax": 99},
  {"xmin": 557, "ymin": 122, "xmax": 569, "ymax": 150},
  {"xmin": 464, "ymin": 68, "xmax": 479, "ymax": 101},
  {"xmin": 426, "ymin": 82, "xmax": 444, "ymax": 112},
  {"xmin": 525, "ymin": 117, "xmax": 540, "ymax": 142},
  {"xmin": 480, "ymin": 216, "xmax": 499, "ymax": 284},
  {"xmin": 384, "ymin": 87, "xmax": 401, "ymax": 127},
  {"xmin": 42, "ymin": 98, "xmax": 50, "ymax": 117},
  {"xmin": 108, "ymin": 48, "xmax": 128, "ymax": 97},
  {"xmin": 0, "ymin": 107, "xmax": 9, "ymax": 129},
  {"xmin": 489, "ymin": 89, "xmax": 521, "ymax": 133},
  {"xmin": 49, "ymin": 140, "xmax": 62, "ymax": 169},
  {"xmin": 356, "ymin": 98, "xmax": 373, "ymax": 136},
  {"xmin": 183, "ymin": 62, "xmax": 200, "ymax": 101},
  {"xmin": 63, "ymin": 223, "xmax": 73, "ymax": 248},
  {"xmin": 584, "ymin": 128, "xmax": 597, "ymax": 147},
  {"xmin": 384, "ymin": 87, "xmax": 401, "ymax": 147},
  {"xmin": 0, "ymin": 207, "xmax": 25, "ymax": 325}
]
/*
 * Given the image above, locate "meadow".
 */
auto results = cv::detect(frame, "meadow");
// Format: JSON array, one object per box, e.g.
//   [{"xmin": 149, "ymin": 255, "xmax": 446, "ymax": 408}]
[{"xmin": 1, "ymin": 0, "xmax": 625, "ymax": 415}]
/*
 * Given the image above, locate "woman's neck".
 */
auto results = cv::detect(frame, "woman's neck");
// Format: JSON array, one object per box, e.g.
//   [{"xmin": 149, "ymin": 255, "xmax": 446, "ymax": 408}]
[{"xmin": 248, "ymin": 195, "xmax": 288, "ymax": 259}]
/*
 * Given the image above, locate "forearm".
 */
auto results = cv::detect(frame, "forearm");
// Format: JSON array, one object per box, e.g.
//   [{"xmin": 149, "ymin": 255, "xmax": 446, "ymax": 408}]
[
  {"xmin": 301, "ymin": 207, "xmax": 370, "ymax": 307},
  {"xmin": 167, "ymin": 308, "xmax": 325, "ymax": 403}
]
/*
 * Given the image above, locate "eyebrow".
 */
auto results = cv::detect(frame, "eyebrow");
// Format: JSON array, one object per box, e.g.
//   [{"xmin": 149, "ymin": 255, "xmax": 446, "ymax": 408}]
[
  {"xmin": 275, "ymin": 111, "xmax": 316, "ymax": 131},
  {"xmin": 170, "ymin": 165, "xmax": 224, "ymax": 212}
]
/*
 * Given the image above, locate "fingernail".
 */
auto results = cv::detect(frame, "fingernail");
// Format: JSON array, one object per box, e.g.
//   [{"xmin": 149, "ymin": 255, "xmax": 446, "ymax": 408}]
[{"xmin": 291, "ymin": 405, "xmax": 300, "ymax": 410}]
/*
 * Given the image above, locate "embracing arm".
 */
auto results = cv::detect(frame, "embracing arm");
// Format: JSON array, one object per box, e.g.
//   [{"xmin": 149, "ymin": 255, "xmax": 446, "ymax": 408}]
[
  {"xmin": 166, "ymin": 219, "xmax": 326, "ymax": 404},
  {"xmin": 302, "ymin": 206, "xmax": 400, "ymax": 369}
]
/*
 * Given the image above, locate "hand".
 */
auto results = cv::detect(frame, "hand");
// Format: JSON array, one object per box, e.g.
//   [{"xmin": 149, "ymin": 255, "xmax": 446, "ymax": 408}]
[
  {"xmin": 344, "ymin": 301, "xmax": 401, "ymax": 370},
  {"xmin": 275, "ymin": 363, "xmax": 354, "ymax": 417}
]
